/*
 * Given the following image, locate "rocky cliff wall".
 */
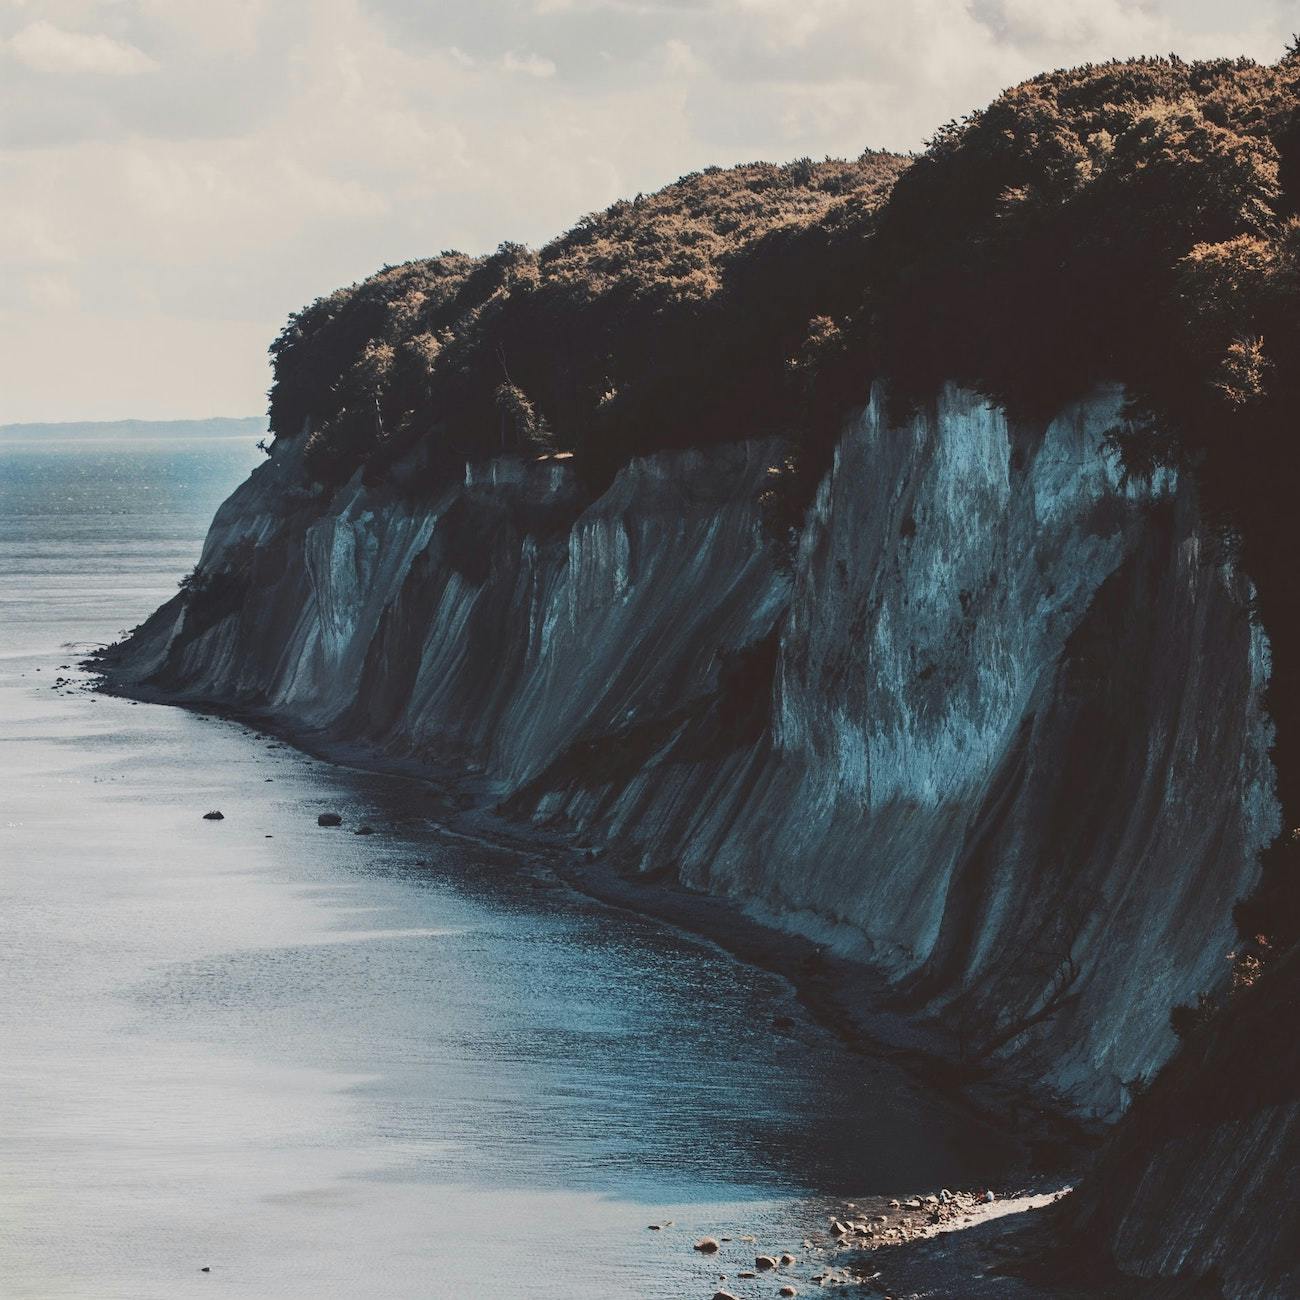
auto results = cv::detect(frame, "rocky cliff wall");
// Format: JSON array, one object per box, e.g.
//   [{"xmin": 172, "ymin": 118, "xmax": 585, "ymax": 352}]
[{"xmin": 109, "ymin": 384, "xmax": 1278, "ymax": 1121}]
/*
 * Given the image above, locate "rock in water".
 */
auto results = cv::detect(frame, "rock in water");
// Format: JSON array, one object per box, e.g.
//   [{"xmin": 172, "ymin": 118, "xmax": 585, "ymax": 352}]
[
  {"xmin": 694, "ymin": 1237, "xmax": 720, "ymax": 1253},
  {"xmin": 202, "ymin": 810, "xmax": 224, "ymax": 820},
  {"xmin": 756, "ymin": 1255, "xmax": 778, "ymax": 1270},
  {"xmin": 712, "ymin": 1293, "xmax": 739, "ymax": 1300},
  {"xmin": 317, "ymin": 812, "xmax": 343, "ymax": 826}
]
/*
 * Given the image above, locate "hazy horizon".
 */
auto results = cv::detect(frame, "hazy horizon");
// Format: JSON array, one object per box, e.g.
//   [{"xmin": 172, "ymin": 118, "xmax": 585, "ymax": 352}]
[
  {"xmin": 2, "ymin": 0, "xmax": 1295, "ymax": 425},
  {"xmin": 0, "ymin": 415, "xmax": 267, "ymax": 439}
]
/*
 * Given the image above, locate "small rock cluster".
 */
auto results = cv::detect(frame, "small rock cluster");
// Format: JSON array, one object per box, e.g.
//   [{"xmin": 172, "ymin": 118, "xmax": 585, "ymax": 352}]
[{"xmin": 665, "ymin": 1187, "xmax": 1004, "ymax": 1297}]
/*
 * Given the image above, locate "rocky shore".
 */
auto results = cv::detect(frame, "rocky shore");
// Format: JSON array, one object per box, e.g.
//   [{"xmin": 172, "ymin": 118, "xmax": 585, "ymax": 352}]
[{"xmin": 653, "ymin": 1188, "xmax": 1075, "ymax": 1299}]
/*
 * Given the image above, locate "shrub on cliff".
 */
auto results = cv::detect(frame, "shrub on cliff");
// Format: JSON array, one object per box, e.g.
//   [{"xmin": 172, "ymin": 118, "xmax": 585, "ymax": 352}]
[
  {"xmin": 494, "ymin": 382, "xmax": 555, "ymax": 453},
  {"xmin": 177, "ymin": 537, "xmax": 257, "ymax": 642}
]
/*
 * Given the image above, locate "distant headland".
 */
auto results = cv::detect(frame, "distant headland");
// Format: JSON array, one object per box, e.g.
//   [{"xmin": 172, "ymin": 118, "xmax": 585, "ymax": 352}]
[{"xmin": 0, "ymin": 416, "xmax": 266, "ymax": 441}]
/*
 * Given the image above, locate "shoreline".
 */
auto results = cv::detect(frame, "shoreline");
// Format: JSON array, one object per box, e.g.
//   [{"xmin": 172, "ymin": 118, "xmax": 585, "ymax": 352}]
[
  {"xmin": 85, "ymin": 667, "xmax": 1118, "ymax": 1294},
  {"xmin": 91, "ymin": 659, "xmax": 1103, "ymax": 1192}
]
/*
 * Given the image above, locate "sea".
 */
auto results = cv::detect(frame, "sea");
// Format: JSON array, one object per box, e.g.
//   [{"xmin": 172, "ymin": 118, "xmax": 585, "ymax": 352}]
[{"xmin": 0, "ymin": 433, "xmax": 1009, "ymax": 1297}]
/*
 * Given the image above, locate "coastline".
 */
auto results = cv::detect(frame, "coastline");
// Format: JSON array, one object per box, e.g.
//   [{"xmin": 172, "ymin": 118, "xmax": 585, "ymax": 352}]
[
  {"xmin": 90, "ymin": 658, "xmax": 1104, "ymax": 1188},
  {"xmin": 85, "ymin": 663, "xmax": 1164, "ymax": 1296}
]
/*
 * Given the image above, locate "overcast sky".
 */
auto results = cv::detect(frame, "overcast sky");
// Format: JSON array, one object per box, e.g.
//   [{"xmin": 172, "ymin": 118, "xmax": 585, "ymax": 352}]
[{"xmin": 1, "ymin": 0, "xmax": 1294, "ymax": 423}]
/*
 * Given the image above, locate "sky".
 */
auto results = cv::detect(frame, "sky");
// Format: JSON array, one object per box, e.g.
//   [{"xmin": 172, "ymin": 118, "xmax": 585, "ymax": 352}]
[{"xmin": 1, "ymin": 0, "xmax": 1295, "ymax": 424}]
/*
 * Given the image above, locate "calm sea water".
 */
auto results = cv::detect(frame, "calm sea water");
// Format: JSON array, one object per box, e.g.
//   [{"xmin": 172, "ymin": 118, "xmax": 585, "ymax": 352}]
[{"xmin": 0, "ymin": 438, "xmax": 1010, "ymax": 1298}]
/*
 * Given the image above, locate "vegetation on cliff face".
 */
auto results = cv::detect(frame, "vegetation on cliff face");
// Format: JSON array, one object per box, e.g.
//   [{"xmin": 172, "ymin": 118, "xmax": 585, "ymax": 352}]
[{"xmin": 266, "ymin": 48, "xmax": 1300, "ymax": 962}]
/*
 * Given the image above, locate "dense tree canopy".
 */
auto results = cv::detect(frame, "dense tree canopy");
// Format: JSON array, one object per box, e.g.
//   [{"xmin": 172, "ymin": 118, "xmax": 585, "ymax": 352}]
[{"xmin": 266, "ymin": 153, "xmax": 905, "ymax": 488}]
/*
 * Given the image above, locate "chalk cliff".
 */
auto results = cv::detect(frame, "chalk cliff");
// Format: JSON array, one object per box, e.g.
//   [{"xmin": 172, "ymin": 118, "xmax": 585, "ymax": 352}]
[{"xmin": 107, "ymin": 384, "xmax": 1277, "ymax": 1126}]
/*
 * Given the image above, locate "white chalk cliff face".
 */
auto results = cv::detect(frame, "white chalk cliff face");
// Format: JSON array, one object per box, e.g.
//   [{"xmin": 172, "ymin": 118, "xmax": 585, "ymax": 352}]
[{"xmin": 111, "ymin": 384, "xmax": 1278, "ymax": 1118}]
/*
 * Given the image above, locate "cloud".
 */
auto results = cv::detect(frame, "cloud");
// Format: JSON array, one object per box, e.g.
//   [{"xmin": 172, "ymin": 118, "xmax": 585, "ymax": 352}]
[
  {"xmin": 0, "ymin": 0, "xmax": 1294, "ymax": 422},
  {"xmin": 6, "ymin": 20, "xmax": 157, "ymax": 76},
  {"xmin": 502, "ymin": 49, "xmax": 558, "ymax": 77},
  {"xmin": 0, "ymin": 208, "xmax": 77, "ymax": 267},
  {"xmin": 24, "ymin": 271, "xmax": 81, "ymax": 312}
]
